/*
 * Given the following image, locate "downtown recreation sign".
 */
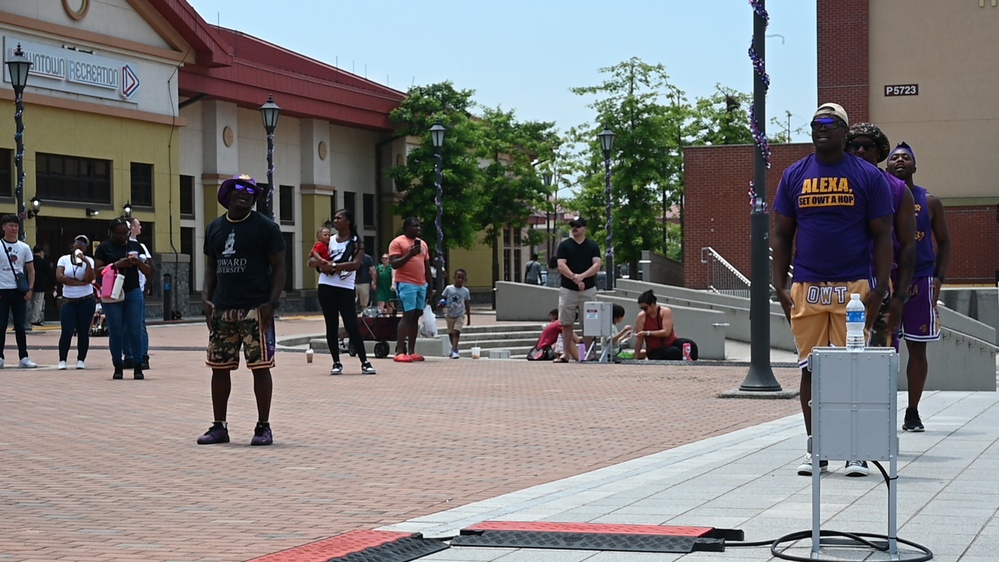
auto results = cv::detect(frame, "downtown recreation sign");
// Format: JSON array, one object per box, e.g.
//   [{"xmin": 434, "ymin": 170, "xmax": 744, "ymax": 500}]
[{"xmin": 3, "ymin": 37, "xmax": 141, "ymax": 103}]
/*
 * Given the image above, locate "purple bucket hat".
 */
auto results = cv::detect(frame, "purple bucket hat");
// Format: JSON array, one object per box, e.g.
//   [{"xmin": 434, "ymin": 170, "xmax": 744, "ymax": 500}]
[{"xmin": 217, "ymin": 174, "xmax": 258, "ymax": 209}]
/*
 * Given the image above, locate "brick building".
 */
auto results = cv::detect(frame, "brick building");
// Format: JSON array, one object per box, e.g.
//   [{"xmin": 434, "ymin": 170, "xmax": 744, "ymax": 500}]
[{"xmin": 685, "ymin": 0, "xmax": 999, "ymax": 288}]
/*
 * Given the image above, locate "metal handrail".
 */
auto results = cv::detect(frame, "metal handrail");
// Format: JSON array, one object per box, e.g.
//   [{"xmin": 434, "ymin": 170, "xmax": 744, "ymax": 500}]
[
  {"xmin": 700, "ymin": 246, "xmax": 790, "ymax": 300},
  {"xmin": 700, "ymin": 247, "xmax": 753, "ymax": 298}
]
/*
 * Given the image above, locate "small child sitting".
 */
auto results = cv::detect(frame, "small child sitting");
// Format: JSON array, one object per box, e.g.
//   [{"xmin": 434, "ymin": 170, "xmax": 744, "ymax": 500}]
[
  {"xmin": 310, "ymin": 227, "xmax": 332, "ymax": 267},
  {"xmin": 609, "ymin": 304, "xmax": 633, "ymax": 358}
]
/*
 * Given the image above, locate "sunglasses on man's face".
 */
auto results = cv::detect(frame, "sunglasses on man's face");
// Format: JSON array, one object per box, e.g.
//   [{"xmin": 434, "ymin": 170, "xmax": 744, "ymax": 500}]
[
  {"xmin": 234, "ymin": 183, "xmax": 257, "ymax": 196},
  {"xmin": 847, "ymin": 141, "xmax": 877, "ymax": 152},
  {"xmin": 810, "ymin": 117, "xmax": 846, "ymax": 130}
]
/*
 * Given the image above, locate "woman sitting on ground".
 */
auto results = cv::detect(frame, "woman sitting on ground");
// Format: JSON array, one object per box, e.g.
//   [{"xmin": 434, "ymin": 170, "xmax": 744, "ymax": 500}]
[{"xmin": 634, "ymin": 289, "xmax": 696, "ymax": 360}]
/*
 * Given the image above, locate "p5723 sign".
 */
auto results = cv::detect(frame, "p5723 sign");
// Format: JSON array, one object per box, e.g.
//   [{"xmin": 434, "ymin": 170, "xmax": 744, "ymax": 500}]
[{"xmin": 885, "ymin": 84, "xmax": 918, "ymax": 96}]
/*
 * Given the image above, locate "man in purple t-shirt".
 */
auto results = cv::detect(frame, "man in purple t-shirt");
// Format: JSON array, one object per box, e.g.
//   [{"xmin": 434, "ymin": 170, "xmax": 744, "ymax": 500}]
[
  {"xmin": 845, "ymin": 123, "xmax": 916, "ymax": 352},
  {"xmin": 888, "ymin": 142, "xmax": 951, "ymax": 433},
  {"xmin": 772, "ymin": 103, "xmax": 894, "ymax": 477}
]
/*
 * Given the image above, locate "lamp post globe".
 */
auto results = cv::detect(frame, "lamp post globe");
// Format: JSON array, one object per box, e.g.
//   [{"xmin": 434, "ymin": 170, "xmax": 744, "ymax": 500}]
[
  {"xmin": 259, "ymin": 94, "xmax": 281, "ymax": 219},
  {"xmin": 597, "ymin": 127, "xmax": 616, "ymax": 290},
  {"xmin": 6, "ymin": 43, "xmax": 32, "ymax": 240}
]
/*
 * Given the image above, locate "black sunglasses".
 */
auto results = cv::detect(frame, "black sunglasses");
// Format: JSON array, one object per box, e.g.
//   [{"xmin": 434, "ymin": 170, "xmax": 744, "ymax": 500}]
[
  {"xmin": 848, "ymin": 141, "xmax": 877, "ymax": 152},
  {"xmin": 234, "ymin": 183, "xmax": 257, "ymax": 196},
  {"xmin": 810, "ymin": 117, "xmax": 846, "ymax": 130}
]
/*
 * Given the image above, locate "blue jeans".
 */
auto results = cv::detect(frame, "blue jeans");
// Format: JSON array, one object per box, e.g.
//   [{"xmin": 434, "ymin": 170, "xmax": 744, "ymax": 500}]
[
  {"xmin": 0, "ymin": 289, "xmax": 29, "ymax": 360},
  {"xmin": 121, "ymin": 290, "xmax": 148, "ymax": 362},
  {"xmin": 103, "ymin": 288, "xmax": 144, "ymax": 367},
  {"xmin": 59, "ymin": 295, "xmax": 97, "ymax": 362}
]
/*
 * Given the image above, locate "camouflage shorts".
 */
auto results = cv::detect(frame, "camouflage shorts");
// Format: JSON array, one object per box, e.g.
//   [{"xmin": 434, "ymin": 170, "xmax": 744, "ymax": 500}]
[
  {"xmin": 869, "ymin": 293, "xmax": 899, "ymax": 350},
  {"xmin": 206, "ymin": 307, "xmax": 275, "ymax": 371}
]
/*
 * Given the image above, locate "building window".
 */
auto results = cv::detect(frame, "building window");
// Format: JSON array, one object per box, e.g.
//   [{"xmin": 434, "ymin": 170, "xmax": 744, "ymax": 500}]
[
  {"xmin": 279, "ymin": 185, "xmax": 294, "ymax": 224},
  {"xmin": 179, "ymin": 175, "xmax": 194, "ymax": 217},
  {"xmin": 181, "ymin": 226, "xmax": 195, "ymax": 294},
  {"xmin": 0, "ymin": 148, "xmax": 11, "ymax": 197},
  {"xmin": 328, "ymin": 191, "xmax": 337, "ymax": 225},
  {"xmin": 130, "ymin": 162, "xmax": 153, "ymax": 207},
  {"xmin": 343, "ymin": 191, "xmax": 356, "ymax": 219},
  {"xmin": 364, "ymin": 235, "xmax": 376, "ymax": 257},
  {"xmin": 282, "ymin": 231, "xmax": 294, "ymax": 292},
  {"xmin": 363, "ymin": 193, "xmax": 375, "ymax": 228},
  {"xmin": 36, "ymin": 153, "xmax": 112, "ymax": 203},
  {"xmin": 255, "ymin": 182, "xmax": 270, "ymax": 215}
]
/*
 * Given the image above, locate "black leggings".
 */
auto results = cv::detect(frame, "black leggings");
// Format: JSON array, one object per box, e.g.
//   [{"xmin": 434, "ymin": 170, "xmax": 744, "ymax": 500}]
[
  {"xmin": 318, "ymin": 284, "xmax": 367, "ymax": 363},
  {"xmin": 647, "ymin": 338, "xmax": 699, "ymax": 361}
]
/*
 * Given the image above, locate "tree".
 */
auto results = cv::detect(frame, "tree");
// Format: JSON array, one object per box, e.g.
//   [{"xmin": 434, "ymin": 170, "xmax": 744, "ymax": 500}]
[
  {"xmin": 474, "ymin": 107, "xmax": 559, "ymax": 288},
  {"xmin": 568, "ymin": 62, "xmax": 760, "ymax": 276},
  {"xmin": 569, "ymin": 58, "xmax": 695, "ymax": 276},
  {"xmin": 387, "ymin": 82, "xmax": 484, "ymax": 262}
]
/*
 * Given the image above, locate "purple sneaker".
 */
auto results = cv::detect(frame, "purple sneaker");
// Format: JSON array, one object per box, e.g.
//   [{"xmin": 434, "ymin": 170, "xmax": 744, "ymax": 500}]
[
  {"xmin": 196, "ymin": 423, "xmax": 230, "ymax": 445},
  {"xmin": 251, "ymin": 423, "xmax": 273, "ymax": 446}
]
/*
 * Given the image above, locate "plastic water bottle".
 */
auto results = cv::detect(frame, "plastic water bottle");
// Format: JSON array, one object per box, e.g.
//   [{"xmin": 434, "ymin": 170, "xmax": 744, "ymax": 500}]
[{"xmin": 846, "ymin": 293, "xmax": 866, "ymax": 351}]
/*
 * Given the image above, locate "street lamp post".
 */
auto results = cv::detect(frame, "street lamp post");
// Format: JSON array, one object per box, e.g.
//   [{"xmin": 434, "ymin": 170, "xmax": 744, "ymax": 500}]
[
  {"xmin": 259, "ymin": 94, "xmax": 281, "ymax": 220},
  {"xmin": 430, "ymin": 123, "xmax": 446, "ymax": 298},
  {"xmin": 542, "ymin": 171, "xmax": 553, "ymax": 258},
  {"xmin": 598, "ymin": 127, "xmax": 616, "ymax": 290},
  {"xmin": 6, "ymin": 44, "xmax": 32, "ymax": 241}
]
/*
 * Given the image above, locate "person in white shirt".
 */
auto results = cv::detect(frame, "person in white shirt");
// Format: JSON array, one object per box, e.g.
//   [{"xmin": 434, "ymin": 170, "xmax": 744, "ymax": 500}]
[
  {"xmin": 55, "ymin": 235, "xmax": 96, "ymax": 370},
  {"xmin": 0, "ymin": 214, "xmax": 37, "ymax": 368}
]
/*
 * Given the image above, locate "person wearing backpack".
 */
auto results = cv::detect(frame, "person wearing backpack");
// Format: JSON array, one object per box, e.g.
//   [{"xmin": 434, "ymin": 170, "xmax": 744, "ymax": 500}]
[{"xmin": 524, "ymin": 253, "xmax": 542, "ymax": 285}]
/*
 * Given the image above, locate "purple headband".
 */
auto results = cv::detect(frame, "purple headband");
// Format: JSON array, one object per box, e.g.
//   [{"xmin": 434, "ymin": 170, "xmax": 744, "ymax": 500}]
[{"xmin": 891, "ymin": 142, "xmax": 915, "ymax": 166}]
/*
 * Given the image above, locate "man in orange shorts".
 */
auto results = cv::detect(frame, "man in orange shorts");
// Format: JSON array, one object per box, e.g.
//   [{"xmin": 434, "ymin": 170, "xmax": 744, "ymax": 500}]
[{"xmin": 772, "ymin": 103, "xmax": 894, "ymax": 477}]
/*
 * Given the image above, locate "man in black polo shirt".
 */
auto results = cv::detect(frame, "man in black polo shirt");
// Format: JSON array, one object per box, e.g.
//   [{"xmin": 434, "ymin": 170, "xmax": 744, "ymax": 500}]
[{"xmin": 555, "ymin": 216, "xmax": 602, "ymax": 362}]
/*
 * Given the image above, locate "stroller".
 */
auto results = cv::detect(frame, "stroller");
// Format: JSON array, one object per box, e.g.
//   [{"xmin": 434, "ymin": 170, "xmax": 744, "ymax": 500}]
[{"xmin": 90, "ymin": 299, "xmax": 108, "ymax": 337}]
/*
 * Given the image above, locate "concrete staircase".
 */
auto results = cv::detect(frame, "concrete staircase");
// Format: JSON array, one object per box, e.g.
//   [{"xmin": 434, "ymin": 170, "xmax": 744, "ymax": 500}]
[
  {"xmin": 445, "ymin": 323, "xmax": 546, "ymax": 359},
  {"xmin": 280, "ymin": 322, "xmax": 547, "ymax": 360}
]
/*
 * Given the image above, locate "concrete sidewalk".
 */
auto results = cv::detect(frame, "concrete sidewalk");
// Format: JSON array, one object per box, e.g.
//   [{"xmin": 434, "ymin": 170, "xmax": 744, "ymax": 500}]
[
  {"xmin": 385, "ymin": 388, "xmax": 999, "ymax": 561},
  {"xmin": 2, "ymin": 315, "xmax": 994, "ymax": 561}
]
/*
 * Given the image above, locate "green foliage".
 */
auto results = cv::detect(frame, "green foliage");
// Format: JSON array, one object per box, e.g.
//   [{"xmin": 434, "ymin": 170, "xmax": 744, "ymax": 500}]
[
  {"xmin": 567, "ymin": 59, "xmax": 756, "ymax": 271},
  {"xmin": 388, "ymin": 83, "xmax": 559, "ymax": 277},
  {"xmin": 387, "ymin": 82, "xmax": 484, "ymax": 253}
]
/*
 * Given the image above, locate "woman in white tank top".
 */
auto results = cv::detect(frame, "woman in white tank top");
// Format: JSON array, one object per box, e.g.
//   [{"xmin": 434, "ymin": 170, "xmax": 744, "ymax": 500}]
[{"xmin": 309, "ymin": 209, "xmax": 376, "ymax": 375}]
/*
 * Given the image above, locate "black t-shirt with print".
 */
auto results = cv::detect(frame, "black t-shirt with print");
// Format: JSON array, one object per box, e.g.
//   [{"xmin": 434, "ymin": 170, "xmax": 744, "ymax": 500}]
[
  {"xmin": 204, "ymin": 211, "xmax": 285, "ymax": 309},
  {"xmin": 94, "ymin": 239, "xmax": 147, "ymax": 291}
]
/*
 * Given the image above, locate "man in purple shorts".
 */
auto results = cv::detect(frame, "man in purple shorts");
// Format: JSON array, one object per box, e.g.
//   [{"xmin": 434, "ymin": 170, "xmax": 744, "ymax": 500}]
[
  {"xmin": 773, "ymin": 103, "xmax": 894, "ymax": 477},
  {"xmin": 197, "ymin": 174, "xmax": 286, "ymax": 446},
  {"xmin": 889, "ymin": 142, "xmax": 952, "ymax": 432},
  {"xmin": 845, "ymin": 123, "xmax": 916, "ymax": 351}
]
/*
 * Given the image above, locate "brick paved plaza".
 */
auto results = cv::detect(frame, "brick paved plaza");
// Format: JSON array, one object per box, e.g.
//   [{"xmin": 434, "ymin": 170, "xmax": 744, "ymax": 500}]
[{"xmin": 0, "ymin": 313, "xmax": 802, "ymax": 561}]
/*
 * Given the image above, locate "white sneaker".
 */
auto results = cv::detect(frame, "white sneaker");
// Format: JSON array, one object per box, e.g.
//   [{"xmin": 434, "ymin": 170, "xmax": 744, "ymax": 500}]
[
  {"xmin": 76, "ymin": 360, "xmax": 86, "ymax": 370},
  {"xmin": 18, "ymin": 357, "xmax": 38, "ymax": 369},
  {"xmin": 0, "ymin": 357, "xmax": 4, "ymax": 368},
  {"xmin": 58, "ymin": 361, "xmax": 67, "ymax": 370},
  {"xmin": 450, "ymin": 351, "xmax": 460, "ymax": 359},
  {"xmin": 844, "ymin": 460, "xmax": 869, "ymax": 477},
  {"xmin": 796, "ymin": 454, "xmax": 828, "ymax": 476}
]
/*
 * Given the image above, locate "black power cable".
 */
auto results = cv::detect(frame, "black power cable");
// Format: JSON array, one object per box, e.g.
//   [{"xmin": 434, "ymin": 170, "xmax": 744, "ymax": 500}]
[{"xmin": 728, "ymin": 461, "xmax": 933, "ymax": 561}]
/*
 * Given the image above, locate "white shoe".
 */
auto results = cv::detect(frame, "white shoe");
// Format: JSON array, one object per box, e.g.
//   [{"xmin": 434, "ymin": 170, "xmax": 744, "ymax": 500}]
[
  {"xmin": 844, "ymin": 460, "xmax": 869, "ymax": 477},
  {"xmin": 76, "ymin": 360, "xmax": 86, "ymax": 370},
  {"xmin": 58, "ymin": 361, "xmax": 67, "ymax": 370},
  {"xmin": 19, "ymin": 357, "xmax": 38, "ymax": 369},
  {"xmin": 796, "ymin": 454, "xmax": 828, "ymax": 476},
  {"xmin": 0, "ymin": 357, "xmax": 4, "ymax": 368},
  {"xmin": 450, "ymin": 351, "xmax": 460, "ymax": 359}
]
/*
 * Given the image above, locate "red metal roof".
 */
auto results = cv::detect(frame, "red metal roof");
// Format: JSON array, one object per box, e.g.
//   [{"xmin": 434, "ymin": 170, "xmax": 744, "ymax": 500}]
[{"xmin": 149, "ymin": 1, "xmax": 405, "ymax": 131}]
